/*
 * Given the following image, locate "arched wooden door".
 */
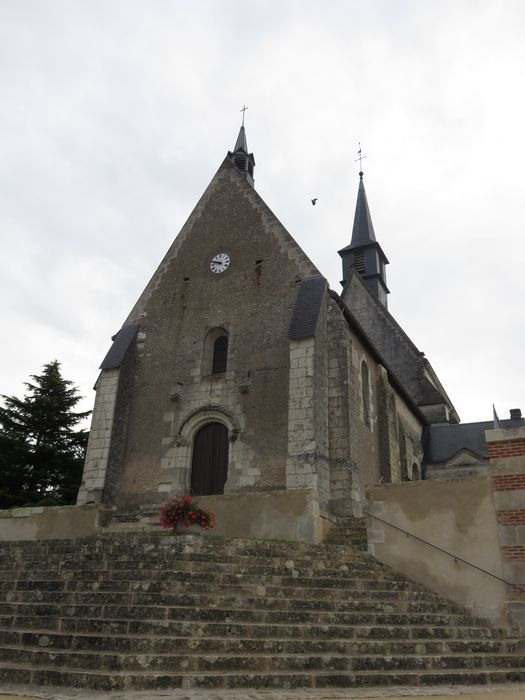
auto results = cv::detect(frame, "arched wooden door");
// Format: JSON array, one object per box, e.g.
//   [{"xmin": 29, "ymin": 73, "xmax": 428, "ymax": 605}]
[{"xmin": 190, "ymin": 422, "xmax": 229, "ymax": 495}]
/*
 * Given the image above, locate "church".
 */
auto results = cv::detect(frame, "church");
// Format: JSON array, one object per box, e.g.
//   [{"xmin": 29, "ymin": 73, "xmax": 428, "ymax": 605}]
[
  {"xmin": 5, "ymin": 124, "xmax": 525, "ymax": 694},
  {"xmin": 77, "ymin": 123, "xmax": 472, "ymax": 529}
]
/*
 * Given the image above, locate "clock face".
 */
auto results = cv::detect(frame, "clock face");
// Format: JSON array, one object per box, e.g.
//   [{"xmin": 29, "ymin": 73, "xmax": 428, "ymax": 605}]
[{"xmin": 209, "ymin": 252, "xmax": 231, "ymax": 274}]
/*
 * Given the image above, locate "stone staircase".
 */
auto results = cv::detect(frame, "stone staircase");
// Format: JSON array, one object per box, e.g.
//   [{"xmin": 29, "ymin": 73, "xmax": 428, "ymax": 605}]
[
  {"xmin": 0, "ymin": 521, "xmax": 524, "ymax": 691},
  {"xmin": 324, "ymin": 516, "xmax": 368, "ymax": 550}
]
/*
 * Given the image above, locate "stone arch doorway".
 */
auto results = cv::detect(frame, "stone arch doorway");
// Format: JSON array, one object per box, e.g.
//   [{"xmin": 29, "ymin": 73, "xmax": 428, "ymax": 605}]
[{"xmin": 190, "ymin": 422, "xmax": 229, "ymax": 496}]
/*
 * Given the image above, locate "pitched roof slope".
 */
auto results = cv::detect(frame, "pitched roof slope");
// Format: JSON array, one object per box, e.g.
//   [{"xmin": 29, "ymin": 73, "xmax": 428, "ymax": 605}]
[
  {"xmin": 423, "ymin": 416, "xmax": 525, "ymax": 464},
  {"xmin": 289, "ymin": 276, "xmax": 327, "ymax": 339},
  {"xmin": 342, "ymin": 270, "xmax": 459, "ymax": 422},
  {"xmin": 99, "ymin": 324, "xmax": 139, "ymax": 369}
]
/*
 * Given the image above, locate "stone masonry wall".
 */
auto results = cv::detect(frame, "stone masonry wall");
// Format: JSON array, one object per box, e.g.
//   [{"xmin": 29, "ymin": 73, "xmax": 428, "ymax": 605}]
[
  {"xmin": 101, "ymin": 345, "xmax": 137, "ymax": 505},
  {"xmin": 376, "ymin": 365, "xmax": 396, "ymax": 483},
  {"xmin": 77, "ymin": 369, "xmax": 120, "ymax": 505},
  {"xmin": 326, "ymin": 302, "xmax": 353, "ymax": 514},
  {"xmin": 108, "ymin": 160, "xmax": 320, "ymax": 509},
  {"xmin": 395, "ymin": 396, "xmax": 424, "ymax": 481},
  {"xmin": 286, "ymin": 337, "xmax": 318, "ymax": 490},
  {"xmin": 313, "ymin": 295, "xmax": 330, "ymax": 508},
  {"xmin": 321, "ymin": 295, "xmax": 425, "ymax": 516},
  {"xmin": 285, "ymin": 298, "xmax": 332, "ymax": 513},
  {"xmin": 350, "ymin": 345, "xmax": 381, "ymax": 514}
]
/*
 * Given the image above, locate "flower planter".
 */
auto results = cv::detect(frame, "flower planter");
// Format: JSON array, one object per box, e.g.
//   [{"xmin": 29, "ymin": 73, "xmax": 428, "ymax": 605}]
[{"xmin": 160, "ymin": 495, "xmax": 215, "ymax": 535}]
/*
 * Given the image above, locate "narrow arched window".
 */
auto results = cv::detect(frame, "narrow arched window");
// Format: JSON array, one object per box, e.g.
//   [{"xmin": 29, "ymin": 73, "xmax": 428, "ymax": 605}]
[
  {"xmin": 202, "ymin": 327, "xmax": 229, "ymax": 377},
  {"xmin": 212, "ymin": 335, "xmax": 228, "ymax": 374},
  {"xmin": 361, "ymin": 360, "xmax": 370, "ymax": 427}
]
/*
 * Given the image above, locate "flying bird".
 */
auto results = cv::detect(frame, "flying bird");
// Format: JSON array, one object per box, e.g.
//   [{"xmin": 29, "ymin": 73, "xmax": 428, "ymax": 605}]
[{"xmin": 311, "ymin": 198, "xmax": 318, "ymax": 206}]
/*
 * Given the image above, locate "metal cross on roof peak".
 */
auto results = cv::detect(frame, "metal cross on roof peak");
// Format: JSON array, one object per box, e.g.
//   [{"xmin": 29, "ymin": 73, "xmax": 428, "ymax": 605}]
[
  {"xmin": 355, "ymin": 142, "xmax": 366, "ymax": 175},
  {"xmin": 240, "ymin": 105, "xmax": 248, "ymax": 126}
]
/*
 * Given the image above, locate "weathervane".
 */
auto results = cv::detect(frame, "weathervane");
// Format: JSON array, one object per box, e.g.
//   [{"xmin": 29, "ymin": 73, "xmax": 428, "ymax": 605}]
[
  {"xmin": 355, "ymin": 142, "xmax": 366, "ymax": 175},
  {"xmin": 240, "ymin": 105, "xmax": 248, "ymax": 126}
]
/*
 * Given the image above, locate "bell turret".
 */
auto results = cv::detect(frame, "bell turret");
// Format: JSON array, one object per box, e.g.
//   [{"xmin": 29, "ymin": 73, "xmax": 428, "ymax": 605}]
[
  {"xmin": 338, "ymin": 171, "xmax": 389, "ymax": 307},
  {"xmin": 227, "ymin": 114, "xmax": 255, "ymax": 187}
]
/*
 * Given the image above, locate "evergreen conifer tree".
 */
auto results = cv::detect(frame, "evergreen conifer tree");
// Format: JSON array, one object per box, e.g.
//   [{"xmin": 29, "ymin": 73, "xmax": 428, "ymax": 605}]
[{"xmin": 0, "ymin": 361, "xmax": 90, "ymax": 508}]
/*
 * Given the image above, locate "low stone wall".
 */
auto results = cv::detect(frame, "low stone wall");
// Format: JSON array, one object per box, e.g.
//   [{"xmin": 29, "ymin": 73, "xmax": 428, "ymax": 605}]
[
  {"xmin": 366, "ymin": 477, "xmax": 508, "ymax": 626},
  {"xmin": 0, "ymin": 504, "xmax": 114, "ymax": 541},
  {"xmin": 196, "ymin": 488, "xmax": 327, "ymax": 543},
  {"xmin": 0, "ymin": 489, "xmax": 328, "ymax": 544}
]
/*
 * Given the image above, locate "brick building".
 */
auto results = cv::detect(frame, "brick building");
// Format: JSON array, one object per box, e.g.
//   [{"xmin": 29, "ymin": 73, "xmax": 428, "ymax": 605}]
[{"xmin": 77, "ymin": 124, "xmax": 463, "ymax": 523}]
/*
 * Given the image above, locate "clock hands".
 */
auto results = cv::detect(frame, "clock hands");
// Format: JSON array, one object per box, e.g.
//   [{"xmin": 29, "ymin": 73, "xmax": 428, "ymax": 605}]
[{"xmin": 210, "ymin": 253, "xmax": 231, "ymax": 274}]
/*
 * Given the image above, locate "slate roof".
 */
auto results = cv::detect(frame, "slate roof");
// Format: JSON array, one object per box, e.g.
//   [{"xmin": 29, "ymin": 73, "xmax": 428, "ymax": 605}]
[
  {"xmin": 329, "ymin": 288, "xmax": 427, "ymax": 424},
  {"xmin": 99, "ymin": 324, "xmax": 139, "ymax": 369},
  {"xmin": 234, "ymin": 125, "xmax": 248, "ymax": 153},
  {"xmin": 423, "ymin": 417, "xmax": 525, "ymax": 464},
  {"xmin": 337, "ymin": 175, "xmax": 388, "ymax": 263},
  {"xmin": 350, "ymin": 175, "xmax": 376, "ymax": 245},
  {"xmin": 335, "ymin": 174, "xmax": 378, "ymax": 253},
  {"xmin": 289, "ymin": 276, "xmax": 327, "ymax": 339}
]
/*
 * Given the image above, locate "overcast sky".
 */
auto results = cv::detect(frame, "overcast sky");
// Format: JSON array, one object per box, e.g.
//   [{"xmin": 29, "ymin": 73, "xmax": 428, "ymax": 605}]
[{"xmin": 1, "ymin": 0, "xmax": 524, "ymax": 425}]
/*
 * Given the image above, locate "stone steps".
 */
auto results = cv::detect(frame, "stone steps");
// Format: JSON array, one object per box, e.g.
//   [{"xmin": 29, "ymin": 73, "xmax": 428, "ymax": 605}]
[
  {"xmin": 5, "ymin": 615, "xmax": 511, "ymax": 642},
  {"xmin": 1, "ymin": 663, "xmax": 525, "ymax": 691},
  {"xmin": 0, "ymin": 535, "xmax": 351, "ymax": 556},
  {"xmin": 0, "ymin": 629, "xmax": 518, "ymax": 655},
  {"xmin": 4, "ymin": 592, "xmax": 465, "ymax": 615},
  {"xmin": 324, "ymin": 518, "xmax": 368, "ymax": 550},
  {"xmin": 0, "ymin": 563, "xmax": 413, "ymax": 581},
  {"xmin": 0, "ymin": 602, "xmax": 488, "ymax": 627},
  {"xmin": 1, "ymin": 579, "xmax": 460, "ymax": 608},
  {"xmin": 0, "ymin": 528, "xmax": 523, "ymax": 690},
  {"xmin": 1, "ymin": 575, "xmax": 453, "ymax": 597},
  {"xmin": 0, "ymin": 554, "xmax": 453, "ymax": 585},
  {"xmin": 0, "ymin": 546, "xmax": 410, "ymax": 568},
  {"xmin": 0, "ymin": 571, "xmax": 452, "ymax": 594},
  {"xmin": 0, "ymin": 570, "xmax": 407, "ymax": 588},
  {"xmin": 2, "ymin": 614, "xmax": 510, "ymax": 639},
  {"xmin": 2, "ymin": 645, "xmax": 525, "ymax": 673},
  {"xmin": 0, "ymin": 549, "xmax": 374, "ymax": 568}
]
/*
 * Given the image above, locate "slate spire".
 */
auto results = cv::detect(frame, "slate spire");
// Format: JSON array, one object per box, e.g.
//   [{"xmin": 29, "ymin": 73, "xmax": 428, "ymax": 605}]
[
  {"xmin": 234, "ymin": 125, "xmax": 249, "ymax": 152},
  {"xmin": 338, "ymin": 171, "xmax": 390, "ymax": 307},
  {"xmin": 351, "ymin": 172, "xmax": 376, "ymax": 245},
  {"xmin": 228, "ymin": 120, "xmax": 255, "ymax": 187}
]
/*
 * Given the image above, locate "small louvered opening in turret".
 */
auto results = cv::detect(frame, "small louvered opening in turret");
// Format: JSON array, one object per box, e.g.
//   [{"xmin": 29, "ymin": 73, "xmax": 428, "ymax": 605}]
[
  {"xmin": 234, "ymin": 154, "xmax": 247, "ymax": 170},
  {"xmin": 353, "ymin": 251, "xmax": 366, "ymax": 273}
]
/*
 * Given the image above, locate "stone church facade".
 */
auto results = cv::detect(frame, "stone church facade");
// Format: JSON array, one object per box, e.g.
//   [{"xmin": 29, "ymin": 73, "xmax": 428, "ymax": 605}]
[{"xmin": 77, "ymin": 126, "xmax": 458, "ymax": 519}]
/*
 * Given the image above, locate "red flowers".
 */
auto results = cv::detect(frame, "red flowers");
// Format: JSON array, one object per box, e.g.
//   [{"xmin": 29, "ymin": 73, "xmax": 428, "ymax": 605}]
[{"xmin": 160, "ymin": 495, "xmax": 216, "ymax": 534}]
